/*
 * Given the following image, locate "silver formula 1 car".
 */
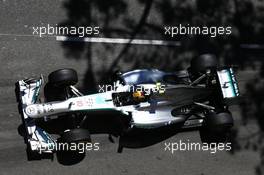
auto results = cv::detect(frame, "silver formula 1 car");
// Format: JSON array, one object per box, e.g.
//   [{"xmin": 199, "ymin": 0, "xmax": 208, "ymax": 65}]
[{"xmin": 15, "ymin": 54, "xmax": 239, "ymax": 163}]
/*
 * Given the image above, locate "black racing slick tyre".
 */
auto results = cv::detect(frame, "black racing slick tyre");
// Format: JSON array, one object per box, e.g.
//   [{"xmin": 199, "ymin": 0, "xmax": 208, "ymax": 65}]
[
  {"xmin": 45, "ymin": 68, "xmax": 78, "ymax": 101},
  {"xmin": 60, "ymin": 128, "xmax": 91, "ymax": 143},
  {"xmin": 200, "ymin": 111, "xmax": 234, "ymax": 143},
  {"xmin": 56, "ymin": 150, "xmax": 85, "ymax": 166},
  {"xmin": 48, "ymin": 68, "xmax": 78, "ymax": 87},
  {"xmin": 44, "ymin": 82, "xmax": 67, "ymax": 102},
  {"xmin": 56, "ymin": 137, "xmax": 86, "ymax": 165},
  {"xmin": 205, "ymin": 111, "xmax": 234, "ymax": 133},
  {"xmin": 56, "ymin": 128, "xmax": 90, "ymax": 165},
  {"xmin": 190, "ymin": 54, "xmax": 218, "ymax": 74}
]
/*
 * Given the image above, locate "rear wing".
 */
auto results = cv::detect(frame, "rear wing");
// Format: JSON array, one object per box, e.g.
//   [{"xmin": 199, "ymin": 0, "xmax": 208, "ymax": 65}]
[{"xmin": 217, "ymin": 67, "xmax": 240, "ymax": 103}]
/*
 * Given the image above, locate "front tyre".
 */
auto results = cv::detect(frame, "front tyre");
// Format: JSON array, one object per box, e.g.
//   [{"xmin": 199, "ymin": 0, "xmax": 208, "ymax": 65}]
[
  {"xmin": 48, "ymin": 68, "xmax": 78, "ymax": 87},
  {"xmin": 56, "ymin": 128, "xmax": 90, "ymax": 165},
  {"xmin": 44, "ymin": 68, "xmax": 78, "ymax": 102},
  {"xmin": 60, "ymin": 128, "xmax": 91, "ymax": 143},
  {"xmin": 56, "ymin": 137, "xmax": 86, "ymax": 165}
]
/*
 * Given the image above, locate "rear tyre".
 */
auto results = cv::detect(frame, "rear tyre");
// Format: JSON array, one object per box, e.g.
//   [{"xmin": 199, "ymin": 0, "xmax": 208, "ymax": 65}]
[
  {"xmin": 190, "ymin": 54, "xmax": 218, "ymax": 73},
  {"xmin": 200, "ymin": 111, "xmax": 233, "ymax": 144},
  {"xmin": 190, "ymin": 54, "xmax": 218, "ymax": 80},
  {"xmin": 200, "ymin": 127, "xmax": 232, "ymax": 144}
]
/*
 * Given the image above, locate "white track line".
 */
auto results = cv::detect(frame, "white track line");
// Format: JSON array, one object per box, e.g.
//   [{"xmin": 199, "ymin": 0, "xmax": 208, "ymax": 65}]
[
  {"xmin": 0, "ymin": 33, "xmax": 181, "ymax": 46},
  {"xmin": 0, "ymin": 33, "xmax": 55, "ymax": 38},
  {"xmin": 1, "ymin": 33, "xmax": 263, "ymax": 48},
  {"xmin": 56, "ymin": 36, "xmax": 181, "ymax": 46}
]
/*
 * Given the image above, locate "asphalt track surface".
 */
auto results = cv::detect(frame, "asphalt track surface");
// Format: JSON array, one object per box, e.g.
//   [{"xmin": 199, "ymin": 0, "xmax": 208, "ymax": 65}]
[{"xmin": 0, "ymin": 0, "xmax": 260, "ymax": 175}]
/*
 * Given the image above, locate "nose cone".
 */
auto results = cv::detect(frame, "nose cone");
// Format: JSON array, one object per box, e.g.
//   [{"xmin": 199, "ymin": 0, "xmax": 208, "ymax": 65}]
[{"xmin": 25, "ymin": 105, "xmax": 39, "ymax": 118}]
